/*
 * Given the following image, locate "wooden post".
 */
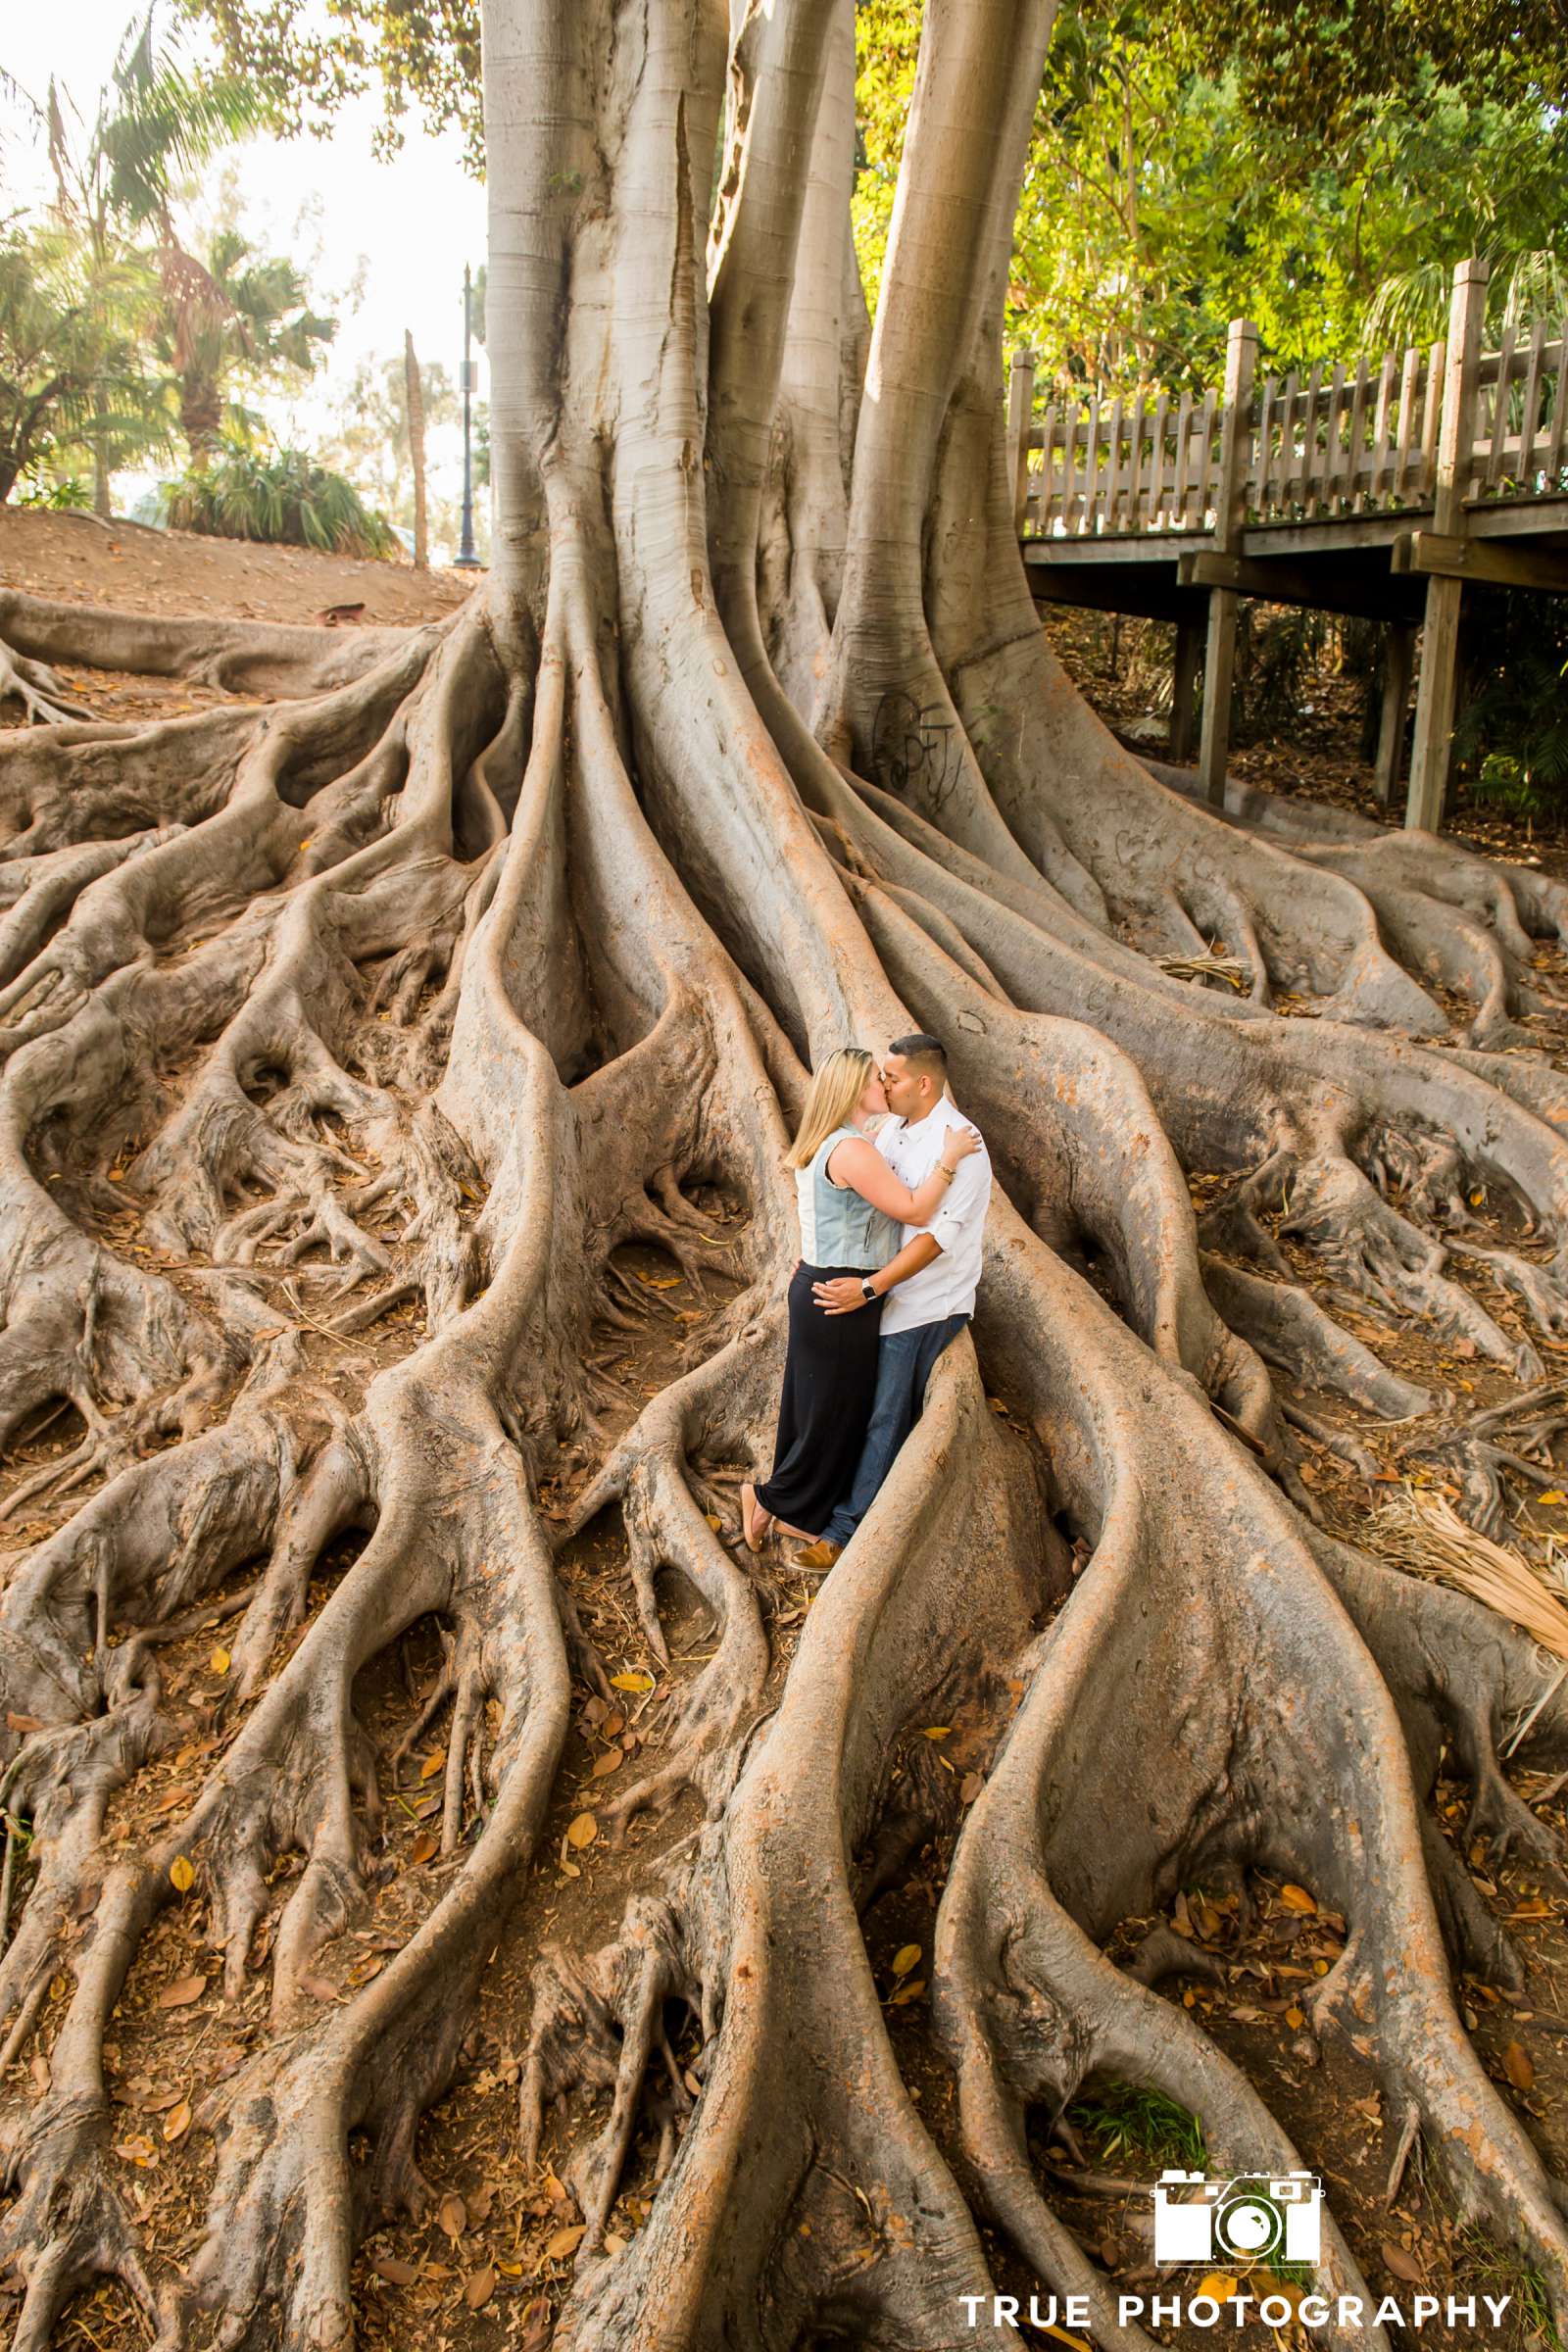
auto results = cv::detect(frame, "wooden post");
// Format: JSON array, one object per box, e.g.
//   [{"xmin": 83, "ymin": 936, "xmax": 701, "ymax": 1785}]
[
  {"xmin": 1007, "ymin": 347, "xmax": 1037, "ymax": 536},
  {"xmin": 1170, "ymin": 619, "xmax": 1202, "ymax": 760},
  {"xmin": 404, "ymin": 331, "xmax": 429, "ymax": 571},
  {"xmin": 1373, "ymin": 621, "xmax": 1417, "ymax": 807},
  {"xmin": 1406, "ymin": 260, "xmax": 1488, "ymax": 830},
  {"xmin": 1198, "ymin": 317, "xmax": 1257, "ymax": 804}
]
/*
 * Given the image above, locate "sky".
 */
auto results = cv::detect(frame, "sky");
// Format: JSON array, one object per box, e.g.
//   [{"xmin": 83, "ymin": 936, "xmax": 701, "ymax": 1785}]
[{"xmin": 2, "ymin": 0, "xmax": 489, "ymax": 553}]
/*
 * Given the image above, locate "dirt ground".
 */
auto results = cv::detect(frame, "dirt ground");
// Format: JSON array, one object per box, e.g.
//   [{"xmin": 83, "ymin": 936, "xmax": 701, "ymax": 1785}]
[
  {"xmin": 1042, "ymin": 603, "xmax": 1568, "ymax": 883},
  {"xmin": 0, "ymin": 507, "xmax": 475, "ymax": 631},
  {"xmin": 5, "ymin": 511, "xmax": 1568, "ymax": 2352}
]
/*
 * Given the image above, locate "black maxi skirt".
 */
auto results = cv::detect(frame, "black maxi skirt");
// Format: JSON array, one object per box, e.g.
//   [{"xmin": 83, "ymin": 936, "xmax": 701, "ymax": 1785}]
[{"xmin": 755, "ymin": 1261, "xmax": 884, "ymax": 1536}]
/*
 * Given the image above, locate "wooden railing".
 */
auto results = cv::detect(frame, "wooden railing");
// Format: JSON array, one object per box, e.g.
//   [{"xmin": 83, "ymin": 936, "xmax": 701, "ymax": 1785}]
[
  {"xmin": 1007, "ymin": 261, "xmax": 1568, "ymax": 829},
  {"xmin": 1013, "ymin": 310, "xmax": 1568, "ymax": 540}
]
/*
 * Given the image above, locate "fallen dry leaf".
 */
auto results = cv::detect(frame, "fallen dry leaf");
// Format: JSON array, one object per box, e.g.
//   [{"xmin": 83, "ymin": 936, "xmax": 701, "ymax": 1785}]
[
  {"xmin": 371, "ymin": 2254, "xmax": 418, "ymax": 2287},
  {"xmin": 1381, "ymin": 2239, "xmax": 1426, "ymax": 2285},
  {"xmin": 155, "ymin": 1975, "xmax": 206, "ymax": 2010},
  {"xmin": 465, "ymin": 2264, "xmax": 496, "ymax": 2310},
  {"xmin": 891, "ymin": 1944, "xmax": 921, "ymax": 1978},
  {"xmin": 410, "ymin": 1831, "xmax": 438, "ymax": 1866},
  {"xmin": 610, "ymin": 1672, "xmax": 653, "ymax": 1693},
  {"xmin": 545, "ymin": 2224, "xmax": 586, "ymax": 2261},
  {"xmin": 1502, "ymin": 2039, "xmax": 1536, "ymax": 2090},
  {"xmin": 565, "ymin": 1812, "xmax": 598, "ymax": 1849},
  {"xmin": 169, "ymin": 1856, "xmax": 195, "ymax": 1893},
  {"xmin": 163, "ymin": 2099, "xmax": 192, "ymax": 2142},
  {"xmin": 438, "ymin": 2192, "xmax": 467, "ymax": 2239},
  {"xmin": 1279, "ymin": 1883, "xmax": 1316, "ymax": 1914}
]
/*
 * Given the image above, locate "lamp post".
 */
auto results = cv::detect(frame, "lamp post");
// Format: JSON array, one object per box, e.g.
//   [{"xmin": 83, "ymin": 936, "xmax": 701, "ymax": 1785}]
[{"xmin": 455, "ymin": 263, "xmax": 480, "ymax": 569}]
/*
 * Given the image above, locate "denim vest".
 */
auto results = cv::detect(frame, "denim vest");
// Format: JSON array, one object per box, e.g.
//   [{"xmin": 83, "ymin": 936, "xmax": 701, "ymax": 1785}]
[{"xmin": 797, "ymin": 1125, "xmax": 902, "ymax": 1271}]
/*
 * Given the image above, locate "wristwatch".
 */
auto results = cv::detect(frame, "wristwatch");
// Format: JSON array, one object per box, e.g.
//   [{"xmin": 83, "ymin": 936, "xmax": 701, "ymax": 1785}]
[{"xmin": 860, "ymin": 1277, "xmax": 878, "ymax": 1303}]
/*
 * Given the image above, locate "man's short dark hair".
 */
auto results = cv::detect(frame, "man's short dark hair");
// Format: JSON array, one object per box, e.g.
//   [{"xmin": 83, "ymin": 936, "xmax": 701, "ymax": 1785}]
[{"xmin": 887, "ymin": 1033, "xmax": 947, "ymax": 1080}]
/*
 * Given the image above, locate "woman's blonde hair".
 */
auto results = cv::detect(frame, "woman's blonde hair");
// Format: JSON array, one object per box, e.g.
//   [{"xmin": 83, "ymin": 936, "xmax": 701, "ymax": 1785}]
[{"xmin": 785, "ymin": 1046, "xmax": 873, "ymax": 1170}]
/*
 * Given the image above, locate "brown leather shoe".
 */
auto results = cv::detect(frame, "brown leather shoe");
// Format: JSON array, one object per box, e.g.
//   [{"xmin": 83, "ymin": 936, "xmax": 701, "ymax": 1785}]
[{"xmin": 794, "ymin": 1539, "xmax": 842, "ymax": 1572}]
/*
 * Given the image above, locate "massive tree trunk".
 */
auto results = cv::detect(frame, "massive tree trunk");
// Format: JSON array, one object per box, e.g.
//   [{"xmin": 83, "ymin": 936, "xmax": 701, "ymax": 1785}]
[{"xmin": 1, "ymin": 1, "xmax": 1568, "ymax": 2346}]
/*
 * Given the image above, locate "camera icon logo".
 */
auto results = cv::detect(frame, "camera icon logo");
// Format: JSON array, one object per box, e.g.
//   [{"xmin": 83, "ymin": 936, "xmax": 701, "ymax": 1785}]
[{"xmin": 1152, "ymin": 2170, "xmax": 1322, "ymax": 2268}]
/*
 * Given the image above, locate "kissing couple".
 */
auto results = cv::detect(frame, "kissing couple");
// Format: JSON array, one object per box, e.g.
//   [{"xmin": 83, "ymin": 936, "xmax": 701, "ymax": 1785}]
[{"xmin": 741, "ymin": 1033, "xmax": 990, "ymax": 1572}]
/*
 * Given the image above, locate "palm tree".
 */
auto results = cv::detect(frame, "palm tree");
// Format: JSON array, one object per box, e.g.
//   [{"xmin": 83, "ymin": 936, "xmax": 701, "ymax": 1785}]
[
  {"xmin": 157, "ymin": 226, "xmax": 335, "ymax": 469},
  {"xmin": 40, "ymin": 10, "xmax": 270, "ymax": 508}
]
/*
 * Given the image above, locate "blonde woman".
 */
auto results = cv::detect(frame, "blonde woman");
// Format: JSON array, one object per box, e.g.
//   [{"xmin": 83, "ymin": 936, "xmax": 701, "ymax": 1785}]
[{"xmin": 742, "ymin": 1046, "xmax": 979, "ymax": 1552}]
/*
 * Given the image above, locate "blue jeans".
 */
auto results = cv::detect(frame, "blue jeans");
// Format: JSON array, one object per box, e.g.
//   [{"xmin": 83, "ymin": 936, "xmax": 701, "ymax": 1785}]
[{"xmin": 820, "ymin": 1314, "xmax": 970, "ymax": 1549}]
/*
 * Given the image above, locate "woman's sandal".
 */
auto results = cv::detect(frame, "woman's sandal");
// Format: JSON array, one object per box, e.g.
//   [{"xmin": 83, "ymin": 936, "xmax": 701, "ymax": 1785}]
[{"xmin": 740, "ymin": 1481, "xmax": 774, "ymax": 1554}]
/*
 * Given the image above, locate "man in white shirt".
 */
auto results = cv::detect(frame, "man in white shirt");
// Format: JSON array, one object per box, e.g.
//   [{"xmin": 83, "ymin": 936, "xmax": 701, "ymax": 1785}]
[{"xmin": 796, "ymin": 1033, "xmax": 991, "ymax": 1569}]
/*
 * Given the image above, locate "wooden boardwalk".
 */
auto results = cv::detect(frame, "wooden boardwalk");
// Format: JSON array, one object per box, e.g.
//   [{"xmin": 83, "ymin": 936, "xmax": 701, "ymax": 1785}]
[{"xmin": 1008, "ymin": 260, "xmax": 1568, "ymax": 829}]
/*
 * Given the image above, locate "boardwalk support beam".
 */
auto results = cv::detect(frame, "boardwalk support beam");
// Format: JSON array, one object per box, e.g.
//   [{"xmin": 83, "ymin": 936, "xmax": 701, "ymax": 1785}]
[
  {"xmin": 1374, "ymin": 621, "xmax": 1418, "ymax": 808},
  {"xmin": 1406, "ymin": 261, "xmax": 1489, "ymax": 831},
  {"xmin": 1395, "ymin": 529, "xmax": 1568, "ymax": 595},
  {"xmin": 1170, "ymin": 619, "xmax": 1202, "ymax": 761},
  {"xmin": 1179, "ymin": 548, "xmax": 1419, "ymax": 621},
  {"xmin": 1198, "ymin": 317, "xmax": 1257, "ymax": 805}
]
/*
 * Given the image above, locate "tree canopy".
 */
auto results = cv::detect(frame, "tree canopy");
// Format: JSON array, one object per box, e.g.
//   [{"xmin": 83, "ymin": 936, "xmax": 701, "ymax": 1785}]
[
  {"xmin": 190, "ymin": 0, "xmax": 1568, "ymax": 399},
  {"xmin": 855, "ymin": 0, "xmax": 1568, "ymax": 391}
]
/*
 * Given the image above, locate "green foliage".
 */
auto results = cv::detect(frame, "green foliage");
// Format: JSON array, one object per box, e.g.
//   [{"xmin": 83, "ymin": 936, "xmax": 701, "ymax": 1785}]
[
  {"xmin": 853, "ymin": 2, "xmax": 1568, "ymax": 394},
  {"xmin": 1453, "ymin": 590, "xmax": 1568, "ymax": 814},
  {"xmin": 850, "ymin": 1, "xmax": 922, "ymax": 317},
  {"xmin": 52, "ymin": 10, "xmax": 270, "ymax": 245},
  {"xmin": 1453, "ymin": 2222, "xmax": 1562, "ymax": 2350},
  {"xmin": 1188, "ymin": 0, "xmax": 1565, "ymax": 144},
  {"xmin": 15, "ymin": 471, "xmax": 93, "ymax": 510},
  {"xmin": 188, "ymin": 0, "xmax": 485, "ymax": 171},
  {"xmin": 1065, "ymin": 2079, "xmax": 1205, "ymax": 2169},
  {"xmin": 6, "ymin": 14, "xmax": 339, "ymax": 502},
  {"xmin": 164, "ymin": 436, "xmax": 398, "ymax": 556},
  {"xmin": 0, "ymin": 215, "xmax": 169, "ymax": 500}
]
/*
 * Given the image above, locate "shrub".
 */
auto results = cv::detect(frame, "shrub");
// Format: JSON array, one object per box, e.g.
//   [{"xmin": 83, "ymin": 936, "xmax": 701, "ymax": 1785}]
[{"xmin": 164, "ymin": 440, "xmax": 397, "ymax": 558}]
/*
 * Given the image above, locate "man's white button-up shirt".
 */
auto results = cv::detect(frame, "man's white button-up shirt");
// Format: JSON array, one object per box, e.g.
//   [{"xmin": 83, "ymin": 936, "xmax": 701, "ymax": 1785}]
[{"xmin": 873, "ymin": 1095, "xmax": 990, "ymax": 1336}]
